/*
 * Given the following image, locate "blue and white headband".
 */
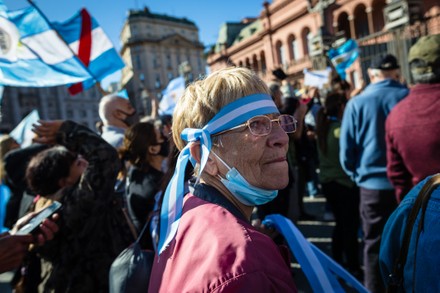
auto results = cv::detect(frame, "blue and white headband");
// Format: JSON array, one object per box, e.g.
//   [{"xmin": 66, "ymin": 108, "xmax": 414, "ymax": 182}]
[{"xmin": 158, "ymin": 93, "xmax": 279, "ymax": 254}]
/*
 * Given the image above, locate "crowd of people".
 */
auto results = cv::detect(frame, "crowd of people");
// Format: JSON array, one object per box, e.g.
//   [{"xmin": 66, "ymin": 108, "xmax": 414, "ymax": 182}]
[{"xmin": 0, "ymin": 33, "xmax": 438, "ymax": 292}]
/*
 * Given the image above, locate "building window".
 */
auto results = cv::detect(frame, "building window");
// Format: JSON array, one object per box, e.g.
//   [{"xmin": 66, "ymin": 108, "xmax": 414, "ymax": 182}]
[
  {"xmin": 354, "ymin": 4, "xmax": 370, "ymax": 38},
  {"xmin": 186, "ymin": 49, "xmax": 190, "ymax": 64},
  {"xmin": 131, "ymin": 25, "xmax": 137, "ymax": 37},
  {"xmin": 155, "ymin": 75, "xmax": 161, "ymax": 89},
  {"xmin": 307, "ymin": 32, "xmax": 313, "ymax": 56},
  {"xmin": 291, "ymin": 38, "xmax": 299, "ymax": 61},
  {"xmin": 167, "ymin": 72, "xmax": 173, "ymax": 81},
  {"xmin": 197, "ymin": 55, "xmax": 202, "ymax": 71},
  {"xmin": 135, "ymin": 55, "xmax": 142, "ymax": 70},
  {"xmin": 166, "ymin": 53, "xmax": 172, "ymax": 68},
  {"xmin": 176, "ymin": 49, "xmax": 181, "ymax": 65},
  {"xmin": 276, "ymin": 41, "xmax": 287, "ymax": 66},
  {"xmin": 301, "ymin": 28, "xmax": 312, "ymax": 57},
  {"xmin": 153, "ymin": 53, "xmax": 158, "ymax": 68}
]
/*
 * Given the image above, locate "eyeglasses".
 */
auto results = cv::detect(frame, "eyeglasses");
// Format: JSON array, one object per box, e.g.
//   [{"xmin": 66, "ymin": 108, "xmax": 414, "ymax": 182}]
[{"xmin": 215, "ymin": 114, "xmax": 297, "ymax": 137}]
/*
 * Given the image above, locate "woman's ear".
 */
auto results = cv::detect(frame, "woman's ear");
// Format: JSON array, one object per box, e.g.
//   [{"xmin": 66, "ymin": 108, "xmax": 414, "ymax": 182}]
[{"xmin": 189, "ymin": 142, "xmax": 219, "ymax": 176}]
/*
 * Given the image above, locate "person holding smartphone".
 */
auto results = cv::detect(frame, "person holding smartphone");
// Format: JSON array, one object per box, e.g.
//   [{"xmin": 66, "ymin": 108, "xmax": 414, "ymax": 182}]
[
  {"xmin": 22, "ymin": 120, "xmax": 134, "ymax": 293},
  {"xmin": 0, "ymin": 211, "xmax": 59, "ymax": 274}
]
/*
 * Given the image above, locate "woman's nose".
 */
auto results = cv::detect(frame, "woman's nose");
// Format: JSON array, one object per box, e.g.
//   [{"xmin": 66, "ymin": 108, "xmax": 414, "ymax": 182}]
[{"xmin": 268, "ymin": 122, "xmax": 289, "ymax": 147}]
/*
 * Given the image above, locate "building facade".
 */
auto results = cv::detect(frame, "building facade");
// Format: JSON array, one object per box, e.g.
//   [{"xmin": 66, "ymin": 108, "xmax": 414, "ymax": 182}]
[
  {"xmin": 0, "ymin": 85, "xmax": 103, "ymax": 133},
  {"xmin": 120, "ymin": 7, "xmax": 206, "ymax": 116},
  {"xmin": 207, "ymin": 0, "xmax": 440, "ymax": 88}
]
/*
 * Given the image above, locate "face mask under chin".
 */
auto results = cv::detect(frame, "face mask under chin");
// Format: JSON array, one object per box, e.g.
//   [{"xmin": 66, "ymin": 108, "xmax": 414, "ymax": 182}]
[{"xmin": 211, "ymin": 151, "xmax": 278, "ymax": 206}]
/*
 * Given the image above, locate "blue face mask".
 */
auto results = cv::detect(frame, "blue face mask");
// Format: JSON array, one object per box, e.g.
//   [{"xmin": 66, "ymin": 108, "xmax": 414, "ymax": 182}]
[{"xmin": 212, "ymin": 152, "xmax": 278, "ymax": 206}]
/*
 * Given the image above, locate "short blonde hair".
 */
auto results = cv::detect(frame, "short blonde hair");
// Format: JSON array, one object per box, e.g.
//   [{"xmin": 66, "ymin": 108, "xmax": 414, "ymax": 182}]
[{"xmin": 172, "ymin": 67, "xmax": 270, "ymax": 150}]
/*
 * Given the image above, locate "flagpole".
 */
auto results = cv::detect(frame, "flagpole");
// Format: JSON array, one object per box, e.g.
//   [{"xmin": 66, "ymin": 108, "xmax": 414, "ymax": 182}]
[{"xmin": 26, "ymin": 0, "xmax": 107, "ymax": 93}]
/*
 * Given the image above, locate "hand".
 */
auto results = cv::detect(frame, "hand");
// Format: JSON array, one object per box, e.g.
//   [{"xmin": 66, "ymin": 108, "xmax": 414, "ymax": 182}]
[
  {"xmin": 0, "ymin": 232, "xmax": 33, "ymax": 273},
  {"xmin": 12, "ymin": 212, "xmax": 60, "ymax": 246},
  {"xmin": 32, "ymin": 120, "xmax": 64, "ymax": 144}
]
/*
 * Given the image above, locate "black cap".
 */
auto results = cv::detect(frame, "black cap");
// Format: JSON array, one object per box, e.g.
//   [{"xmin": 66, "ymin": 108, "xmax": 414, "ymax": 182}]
[
  {"xmin": 272, "ymin": 68, "xmax": 287, "ymax": 80},
  {"xmin": 370, "ymin": 54, "xmax": 400, "ymax": 70}
]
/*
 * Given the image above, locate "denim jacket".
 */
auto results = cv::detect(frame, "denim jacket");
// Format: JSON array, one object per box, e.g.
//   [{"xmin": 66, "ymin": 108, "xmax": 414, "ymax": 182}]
[{"xmin": 379, "ymin": 175, "xmax": 440, "ymax": 292}]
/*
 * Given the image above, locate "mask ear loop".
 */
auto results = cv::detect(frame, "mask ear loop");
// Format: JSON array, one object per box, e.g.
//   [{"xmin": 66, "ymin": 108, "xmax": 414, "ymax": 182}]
[{"xmin": 210, "ymin": 150, "xmax": 232, "ymax": 181}]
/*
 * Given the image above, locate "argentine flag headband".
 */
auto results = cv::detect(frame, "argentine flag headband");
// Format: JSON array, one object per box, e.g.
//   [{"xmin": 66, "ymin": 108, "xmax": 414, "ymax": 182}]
[{"xmin": 158, "ymin": 93, "xmax": 279, "ymax": 254}]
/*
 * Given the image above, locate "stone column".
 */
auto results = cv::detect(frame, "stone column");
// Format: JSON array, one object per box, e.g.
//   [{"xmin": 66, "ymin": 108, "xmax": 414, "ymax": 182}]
[
  {"xmin": 366, "ymin": 6, "xmax": 374, "ymax": 35},
  {"xmin": 348, "ymin": 15, "xmax": 356, "ymax": 39}
]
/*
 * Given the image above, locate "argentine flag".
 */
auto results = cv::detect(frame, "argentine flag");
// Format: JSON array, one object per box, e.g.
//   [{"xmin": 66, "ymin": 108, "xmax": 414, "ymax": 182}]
[
  {"xmin": 53, "ymin": 9, "xmax": 125, "ymax": 95},
  {"xmin": 0, "ymin": 1, "xmax": 91, "ymax": 87},
  {"xmin": 159, "ymin": 76, "xmax": 186, "ymax": 115},
  {"xmin": 327, "ymin": 39, "xmax": 359, "ymax": 80}
]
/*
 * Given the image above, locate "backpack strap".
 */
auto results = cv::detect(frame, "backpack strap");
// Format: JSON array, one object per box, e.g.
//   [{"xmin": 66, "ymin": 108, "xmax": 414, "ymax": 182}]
[{"xmin": 387, "ymin": 174, "xmax": 440, "ymax": 293}]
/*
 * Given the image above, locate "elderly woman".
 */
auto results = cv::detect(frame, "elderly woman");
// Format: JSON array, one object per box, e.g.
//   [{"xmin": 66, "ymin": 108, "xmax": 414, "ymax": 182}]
[{"xmin": 149, "ymin": 67, "xmax": 297, "ymax": 292}]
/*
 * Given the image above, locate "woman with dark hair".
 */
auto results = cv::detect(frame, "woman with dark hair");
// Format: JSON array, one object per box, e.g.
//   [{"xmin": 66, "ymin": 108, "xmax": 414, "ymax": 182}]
[
  {"xmin": 316, "ymin": 93, "xmax": 361, "ymax": 277},
  {"xmin": 24, "ymin": 120, "xmax": 133, "ymax": 293},
  {"xmin": 119, "ymin": 121, "xmax": 168, "ymax": 249}
]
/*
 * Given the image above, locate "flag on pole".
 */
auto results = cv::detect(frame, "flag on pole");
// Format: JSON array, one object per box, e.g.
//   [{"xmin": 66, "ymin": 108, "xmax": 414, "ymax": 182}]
[
  {"xmin": 0, "ymin": 1, "xmax": 92, "ymax": 87},
  {"xmin": 52, "ymin": 8, "xmax": 125, "ymax": 95},
  {"xmin": 327, "ymin": 39, "xmax": 359, "ymax": 80},
  {"xmin": 159, "ymin": 76, "xmax": 185, "ymax": 115},
  {"xmin": 9, "ymin": 109, "xmax": 39, "ymax": 148}
]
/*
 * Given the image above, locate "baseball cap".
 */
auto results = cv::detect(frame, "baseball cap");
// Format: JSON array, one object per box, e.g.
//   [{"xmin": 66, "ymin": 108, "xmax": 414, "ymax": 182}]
[{"xmin": 370, "ymin": 54, "xmax": 400, "ymax": 70}]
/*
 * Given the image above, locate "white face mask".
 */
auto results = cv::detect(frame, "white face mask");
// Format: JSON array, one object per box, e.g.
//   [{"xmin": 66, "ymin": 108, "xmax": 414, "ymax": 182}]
[{"xmin": 211, "ymin": 151, "xmax": 278, "ymax": 206}]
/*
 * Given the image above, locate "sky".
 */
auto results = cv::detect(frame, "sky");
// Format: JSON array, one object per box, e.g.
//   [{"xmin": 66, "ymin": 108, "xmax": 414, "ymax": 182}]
[{"xmin": 4, "ymin": 0, "xmax": 267, "ymax": 87}]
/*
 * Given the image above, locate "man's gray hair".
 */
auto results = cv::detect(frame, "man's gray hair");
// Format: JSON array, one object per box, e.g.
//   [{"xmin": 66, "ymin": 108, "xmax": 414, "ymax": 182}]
[
  {"xmin": 98, "ymin": 94, "xmax": 123, "ymax": 122},
  {"xmin": 410, "ymin": 59, "xmax": 440, "ymax": 84}
]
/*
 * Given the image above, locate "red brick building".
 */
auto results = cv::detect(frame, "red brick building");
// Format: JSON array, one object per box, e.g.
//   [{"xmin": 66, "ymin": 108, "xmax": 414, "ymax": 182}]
[{"xmin": 207, "ymin": 0, "xmax": 439, "ymax": 88}]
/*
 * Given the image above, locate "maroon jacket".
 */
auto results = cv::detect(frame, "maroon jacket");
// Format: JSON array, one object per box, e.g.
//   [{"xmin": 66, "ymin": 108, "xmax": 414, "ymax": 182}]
[
  {"xmin": 149, "ymin": 184, "xmax": 297, "ymax": 292},
  {"xmin": 385, "ymin": 83, "xmax": 440, "ymax": 201}
]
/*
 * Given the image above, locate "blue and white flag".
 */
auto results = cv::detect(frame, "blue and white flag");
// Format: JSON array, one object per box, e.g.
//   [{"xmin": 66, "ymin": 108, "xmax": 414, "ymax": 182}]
[
  {"xmin": 9, "ymin": 109, "xmax": 39, "ymax": 148},
  {"xmin": 0, "ymin": 1, "xmax": 91, "ymax": 87},
  {"xmin": 52, "ymin": 8, "xmax": 125, "ymax": 95},
  {"xmin": 264, "ymin": 214, "xmax": 368, "ymax": 293},
  {"xmin": 327, "ymin": 39, "xmax": 359, "ymax": 80},
  {"xmin": 159, "ymin": 76, "xmax": 185, "ymax": 115},
  {"xmin": 304, "ymin": 67, "xmax": 332, "ymax": 89}
]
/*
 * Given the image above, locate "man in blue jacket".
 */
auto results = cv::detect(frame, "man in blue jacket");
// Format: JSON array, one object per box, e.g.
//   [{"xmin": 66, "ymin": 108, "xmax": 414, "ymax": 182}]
[{"xmin": 339, "ymin": 54, "xmax": 409, "ymax": 293}]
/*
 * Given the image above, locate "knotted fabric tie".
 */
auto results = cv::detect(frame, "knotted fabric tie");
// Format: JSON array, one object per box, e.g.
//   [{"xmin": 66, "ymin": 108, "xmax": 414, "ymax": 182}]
[{"xmin": 158, "ymin": 93, "xmax": 279, "ymax": 254}]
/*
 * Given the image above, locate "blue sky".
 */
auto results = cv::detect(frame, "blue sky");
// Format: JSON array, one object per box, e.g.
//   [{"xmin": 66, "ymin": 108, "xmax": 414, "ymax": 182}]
[{"xmin": 4, "ymin": 0, "xmax": 265, "ymax": 87}]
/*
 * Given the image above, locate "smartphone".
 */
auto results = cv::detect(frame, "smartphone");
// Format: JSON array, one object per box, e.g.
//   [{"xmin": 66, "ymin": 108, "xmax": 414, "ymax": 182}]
[{"xmin": 15, "ymin": 201, "xmax": 62, "ymax": 235}]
